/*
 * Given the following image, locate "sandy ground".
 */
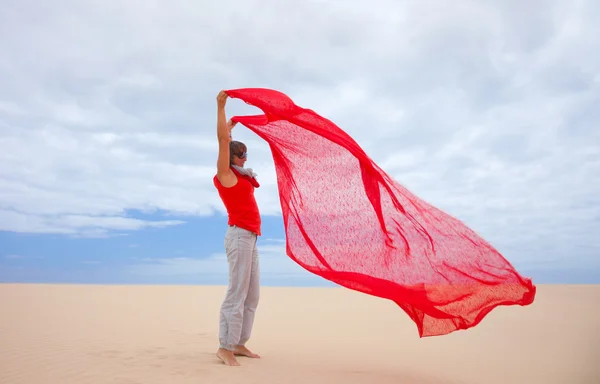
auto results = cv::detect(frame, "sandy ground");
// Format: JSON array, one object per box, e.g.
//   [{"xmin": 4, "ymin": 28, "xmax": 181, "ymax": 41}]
[{"xmin": 0, "ymin": 284, "xmax": 598, "ymax": 384}]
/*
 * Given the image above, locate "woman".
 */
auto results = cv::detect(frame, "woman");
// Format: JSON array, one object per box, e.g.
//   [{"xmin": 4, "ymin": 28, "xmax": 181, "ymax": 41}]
[{"xmin": 213, "ymin": 90, "xmax": 261, "ymax": 366}]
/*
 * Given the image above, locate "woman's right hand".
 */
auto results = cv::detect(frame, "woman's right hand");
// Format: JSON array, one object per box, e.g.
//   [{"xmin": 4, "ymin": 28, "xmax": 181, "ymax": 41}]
[{"xmin": 217, "ymin": 90, "xmax": 228, "ymax": 109}]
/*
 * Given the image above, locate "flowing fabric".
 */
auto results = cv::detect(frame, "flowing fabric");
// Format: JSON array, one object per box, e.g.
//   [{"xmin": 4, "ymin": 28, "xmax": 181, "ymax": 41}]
[{"xmin": 226, "ymin": 88, "xmax": 536, "ymax": 337}]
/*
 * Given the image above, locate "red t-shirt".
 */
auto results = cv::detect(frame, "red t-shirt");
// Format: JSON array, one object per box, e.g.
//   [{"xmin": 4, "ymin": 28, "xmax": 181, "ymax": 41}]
[{"xmin": 213, "ymin": 168, "xmax": 261, "ymax": 236}]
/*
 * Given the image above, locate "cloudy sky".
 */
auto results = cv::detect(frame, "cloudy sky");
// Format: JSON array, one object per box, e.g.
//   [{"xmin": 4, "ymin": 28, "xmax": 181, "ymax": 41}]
[{"xmin": 1, "ymin": 0, "xmax": 598, "ymax": 285}]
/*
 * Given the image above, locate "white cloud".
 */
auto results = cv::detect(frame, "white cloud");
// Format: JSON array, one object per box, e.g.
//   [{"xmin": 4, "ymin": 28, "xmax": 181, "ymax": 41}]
[
  {"xmin": 0, "ymin": 0, "xmax": 598, "ymax": 271},
  {"xmin": 0, "ymin": 209, "xmax": 184, "ymax": 236},
  {"xmin": 128, "ymin": 238, "xmax": 326, "ymax": 285}
]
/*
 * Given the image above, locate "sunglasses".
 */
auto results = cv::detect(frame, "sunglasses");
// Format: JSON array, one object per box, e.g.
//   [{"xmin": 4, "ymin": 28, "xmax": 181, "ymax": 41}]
[{"xmin": 236, "ymin": 152, "xmax": 247, "ymax": 159}]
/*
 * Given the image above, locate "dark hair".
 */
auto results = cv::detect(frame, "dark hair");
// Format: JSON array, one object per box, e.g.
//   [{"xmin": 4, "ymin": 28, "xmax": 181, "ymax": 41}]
[{"xmin": 230, "ymin": 140, "xmax": 247, "ymax": 164}]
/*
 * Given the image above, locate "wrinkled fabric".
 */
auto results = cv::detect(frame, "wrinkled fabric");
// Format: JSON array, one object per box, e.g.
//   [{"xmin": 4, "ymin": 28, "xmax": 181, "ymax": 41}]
[{"xmin": 226, "ymin": 88, "xmax": 536, "ymax": 337}]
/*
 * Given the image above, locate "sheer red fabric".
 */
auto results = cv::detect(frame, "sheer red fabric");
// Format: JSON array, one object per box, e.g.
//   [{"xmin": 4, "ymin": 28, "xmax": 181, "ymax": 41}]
[{"xmin": 226, "ymin": 88, "xmax": 536, "ymax": 337}]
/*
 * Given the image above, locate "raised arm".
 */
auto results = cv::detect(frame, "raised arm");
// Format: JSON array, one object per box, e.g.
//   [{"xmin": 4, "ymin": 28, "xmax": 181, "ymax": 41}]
[{"xmin": 216, "ymin": 91, "xmax": 237, "ymax": 187}]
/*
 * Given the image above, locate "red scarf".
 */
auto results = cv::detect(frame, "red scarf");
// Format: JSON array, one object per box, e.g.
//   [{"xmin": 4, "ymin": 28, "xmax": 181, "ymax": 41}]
[{"xmin": 226, "ymin": 88, "xmax": 536, "ymax": 337}]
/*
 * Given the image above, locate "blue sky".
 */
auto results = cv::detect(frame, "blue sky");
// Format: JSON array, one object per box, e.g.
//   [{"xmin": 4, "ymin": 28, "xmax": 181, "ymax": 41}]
[
  {"xmin": 0, "ymin": 212, "xmax": 330, "ymax": 286},
  {"xmin": 1, "ymin": 211, "xmax": 597, "ymax": 285},
  {"xmin": 1, "ymin": 1, "xmax": 599, "ymax": 285}
]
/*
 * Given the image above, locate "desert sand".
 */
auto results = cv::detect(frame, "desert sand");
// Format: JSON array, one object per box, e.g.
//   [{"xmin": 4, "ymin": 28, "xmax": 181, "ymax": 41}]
[{"xmin": 0, "ymin": 284, "xmax": 598, "ymax": 384}]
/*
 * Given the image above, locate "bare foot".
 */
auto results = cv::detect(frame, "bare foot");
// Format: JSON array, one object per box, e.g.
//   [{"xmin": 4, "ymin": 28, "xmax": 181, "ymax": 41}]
[
  {"xmin": 216, "ymin": 348, "xmax": 240, "ymax": 366},
  {"xmin": 234, "ymin": 345, "xmax": 260, "ymax": 358}
]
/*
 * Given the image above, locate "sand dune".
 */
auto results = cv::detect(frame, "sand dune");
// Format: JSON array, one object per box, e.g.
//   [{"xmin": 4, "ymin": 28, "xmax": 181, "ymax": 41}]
[{"xmin": 0, "ymin": 284, "xmax": 598, "ymax": 383}]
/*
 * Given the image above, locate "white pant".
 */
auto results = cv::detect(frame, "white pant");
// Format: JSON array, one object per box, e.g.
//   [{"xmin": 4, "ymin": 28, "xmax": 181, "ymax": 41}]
[{"xmin": 219, "ymin": 225, "xmax": 260, "ymax": 350}]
